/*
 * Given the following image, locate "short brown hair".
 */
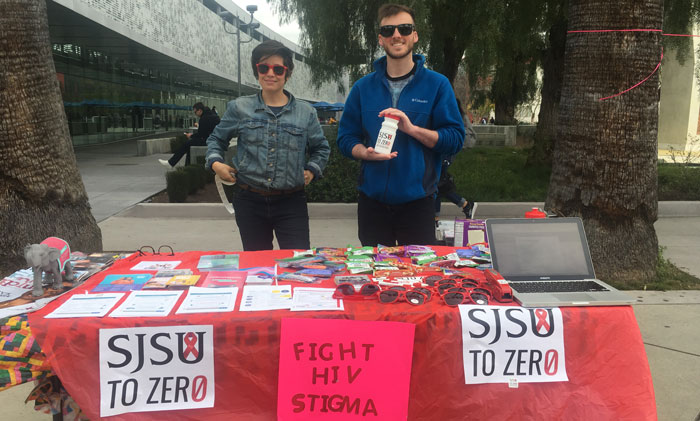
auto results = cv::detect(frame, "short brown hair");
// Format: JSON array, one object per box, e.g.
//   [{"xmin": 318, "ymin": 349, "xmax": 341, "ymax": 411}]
[
  {"xmin": 251, "ymin": 40, "xmax": 295, "ymax": 78},
  {"xmin": 377, "ymin": 4, "xmax": 415, "ymax": 23}
]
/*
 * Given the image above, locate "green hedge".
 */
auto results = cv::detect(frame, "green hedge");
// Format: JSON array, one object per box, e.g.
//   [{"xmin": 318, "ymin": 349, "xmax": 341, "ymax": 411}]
[
  {"xmin": 165, "ymin": 163, "xmax": 213, "ymax": 202},
  {"xmin": 658, "ymin": 164, "xmax": 700, "ymax": 200},
  {"xmin": 306, "ymin": 125, "xmax": 360, "ymax": 202}
]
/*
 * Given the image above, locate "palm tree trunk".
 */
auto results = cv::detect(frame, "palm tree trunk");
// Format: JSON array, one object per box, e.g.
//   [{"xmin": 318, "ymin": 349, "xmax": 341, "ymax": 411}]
[
  {"xmin": 0, "ymin": 0, "xmax": 102, "ymax": 276},
  {"xmin": 546, "ymin": 0, "xmax": 662, "ymax": 284}
]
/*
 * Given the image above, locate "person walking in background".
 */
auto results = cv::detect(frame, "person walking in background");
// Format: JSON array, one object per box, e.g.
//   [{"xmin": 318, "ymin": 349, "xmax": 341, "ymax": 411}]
[
  {"xmin": 435, "ymin": 99, "xmax": 477, "ymax": 221},
  {"xmin": 159, "ymin": 102, "xmax": 220, "ymax": 167},
  {"xmin": 205, "ymin": 40, "xmax": 330, "ymax": 251},
  {"xmin": 337, "ymin": 3, "xmax": 465, "ymax": 247}
]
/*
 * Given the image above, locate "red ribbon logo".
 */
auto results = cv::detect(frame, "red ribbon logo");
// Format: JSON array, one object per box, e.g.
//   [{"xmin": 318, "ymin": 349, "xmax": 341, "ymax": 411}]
[
  {"xmin": 535, "ymin": 309, "xmax": 551, "ymax": 333},
  {"xmin": 183, "ymin": 332, "xmax": 199, "ymax": 359}
]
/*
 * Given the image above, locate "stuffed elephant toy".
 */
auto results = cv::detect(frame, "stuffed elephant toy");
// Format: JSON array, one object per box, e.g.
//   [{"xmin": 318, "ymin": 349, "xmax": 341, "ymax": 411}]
[{"xmin": 24, "ymin": 237, "xmax": 74, "ymax": 296}]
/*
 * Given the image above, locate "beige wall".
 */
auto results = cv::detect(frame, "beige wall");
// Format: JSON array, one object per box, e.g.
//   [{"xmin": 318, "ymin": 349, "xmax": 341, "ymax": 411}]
[{"xmin": 658, "ymin": 42, "xmax": 696, "ymax": 151}]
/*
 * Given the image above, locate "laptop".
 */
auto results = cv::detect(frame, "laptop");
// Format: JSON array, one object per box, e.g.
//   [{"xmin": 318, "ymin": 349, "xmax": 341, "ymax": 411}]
[{"xmin": 485, "ymin": 217, "xmax": 635, "ymax": 307}]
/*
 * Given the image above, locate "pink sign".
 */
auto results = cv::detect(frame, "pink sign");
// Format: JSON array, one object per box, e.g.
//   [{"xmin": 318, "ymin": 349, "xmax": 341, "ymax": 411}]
[{"xmin": 278, "ymin": 318, "xmax": 415, "ymax": 420}]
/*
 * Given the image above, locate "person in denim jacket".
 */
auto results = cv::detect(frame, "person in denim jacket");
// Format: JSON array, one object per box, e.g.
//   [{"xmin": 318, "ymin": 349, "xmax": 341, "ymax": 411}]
[{"xmin": 205, "ymin": 40, "xmax": 330, "ymax": 251}]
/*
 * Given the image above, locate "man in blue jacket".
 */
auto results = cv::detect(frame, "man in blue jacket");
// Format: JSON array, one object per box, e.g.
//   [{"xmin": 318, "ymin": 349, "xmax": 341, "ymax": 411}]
[{"xmin": 337, "ymin": 3, "xmax": 465, "ymax": 246}]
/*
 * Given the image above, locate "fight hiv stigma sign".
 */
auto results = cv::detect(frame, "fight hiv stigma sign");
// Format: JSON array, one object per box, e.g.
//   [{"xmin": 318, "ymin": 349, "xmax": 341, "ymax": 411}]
[
  {"xmin": 278, "ymin": 318, "xmax": 415, "ymax": 420},
  {"xmin": 99, "ymin": 325, "xmax": 214, "ymax": 416},
  {"xmin": 458, "ymin": 305, "xmax": 568, "ymax": 385}
]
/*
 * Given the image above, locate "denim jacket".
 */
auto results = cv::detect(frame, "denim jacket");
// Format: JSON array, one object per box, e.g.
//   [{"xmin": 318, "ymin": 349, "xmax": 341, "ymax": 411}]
[{"xmin": 205, "ymin": 91, "xmax": 330, "ymax": 191}]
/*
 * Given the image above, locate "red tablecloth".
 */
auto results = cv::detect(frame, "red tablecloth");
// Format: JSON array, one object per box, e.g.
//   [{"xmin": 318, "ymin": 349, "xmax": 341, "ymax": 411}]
[{"xmin": 27, "ymin": 249, "xmax": 656, "ymax": 420}]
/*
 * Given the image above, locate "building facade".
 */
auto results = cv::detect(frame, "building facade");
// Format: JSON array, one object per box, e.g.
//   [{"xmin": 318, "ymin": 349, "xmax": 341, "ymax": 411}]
[{"xmin": 48, "ymin": 0, "xmax": 347, "ymax": 145}]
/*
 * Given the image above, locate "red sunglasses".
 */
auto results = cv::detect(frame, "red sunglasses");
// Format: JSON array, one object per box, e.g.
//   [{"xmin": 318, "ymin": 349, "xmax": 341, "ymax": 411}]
[
  {"xmin": 333, "ymin": 283, "xmax": 380, "ymax": 300},
  {"xmin": 379, "ymin": 286, "xmax": 429, "ymax": 305},
  {"xmin": 442, "ymin": 290, "xmax": 490, "ymax": 306},
  {"xmin": 256, "ymin": 63, "xmax": 288, "ymax": 76}
]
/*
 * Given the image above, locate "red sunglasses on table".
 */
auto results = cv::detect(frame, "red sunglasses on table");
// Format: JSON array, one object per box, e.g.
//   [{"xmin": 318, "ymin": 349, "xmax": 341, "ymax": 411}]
[
  {"xmin": 333, "ymin": 283, "xmax": 380, "ymax": 300},
  {"xmin": 378, "ymin": 286, "xmax": 431, "ymax": 305}
]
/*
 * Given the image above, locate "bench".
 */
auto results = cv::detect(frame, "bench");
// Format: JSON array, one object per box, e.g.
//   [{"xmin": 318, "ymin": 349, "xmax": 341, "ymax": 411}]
[
  {"xmin": 136, "ymin": 137, "xmax": 175, "ymax": 156},
  {"xmin": 472, "ymin": 125, "xmax": 517, "ymax": 147},
  {"xmin": 190, "ymin": 138, "xmax": 238, "ymax": 166}
]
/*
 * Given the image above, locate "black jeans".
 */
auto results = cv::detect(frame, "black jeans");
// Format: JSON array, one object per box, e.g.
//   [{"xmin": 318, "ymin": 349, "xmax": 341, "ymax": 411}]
[
  {"xmin": 169, "ymin": 139, "xmax": 205, "ymax": 166},
  {"xmin": 357, "ymin": 192, "xmax": 436, "ymax": 247},
  {"xmin": 232, "ymin": 188, "xmax": 310, "ymax": 251}
]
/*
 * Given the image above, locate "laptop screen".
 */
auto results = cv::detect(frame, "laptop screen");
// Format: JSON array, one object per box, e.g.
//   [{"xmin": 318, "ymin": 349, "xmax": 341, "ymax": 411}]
[{"xmin": 486, "ymin": 218, "xmax": 596, "ymax": 281}]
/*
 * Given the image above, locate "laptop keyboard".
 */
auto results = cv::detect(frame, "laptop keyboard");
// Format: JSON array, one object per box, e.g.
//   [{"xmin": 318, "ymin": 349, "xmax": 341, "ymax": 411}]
[{"xmin": 511, "ymin": 281, "xmax": 609, "ymax": 293}]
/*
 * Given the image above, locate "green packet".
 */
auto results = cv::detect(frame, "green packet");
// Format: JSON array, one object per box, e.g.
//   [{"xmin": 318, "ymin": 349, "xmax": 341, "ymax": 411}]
[
  {"xmin": 414, "ymin": 254, "xmax": 438, "ymax": 265},
  {"xmin": 348, "ymin": 266, "xmax": 373, "ymax": 274},
  {"xmin": 346, "ymin": 246, "xmax": 375, "ymax": 256},
  {"xmin": 346, "ymin": 254, "xmax": 374, "ymax": 262}
]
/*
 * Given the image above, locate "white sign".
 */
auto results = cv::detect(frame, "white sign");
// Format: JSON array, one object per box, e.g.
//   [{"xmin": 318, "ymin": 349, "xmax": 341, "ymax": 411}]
[
  {"xmin": 458, "ymin": 305, "xmax": 568, "ymax": 385},
  {"xmin": 99, "ymin": 325, "xmax": 215, "ymax": 416}
]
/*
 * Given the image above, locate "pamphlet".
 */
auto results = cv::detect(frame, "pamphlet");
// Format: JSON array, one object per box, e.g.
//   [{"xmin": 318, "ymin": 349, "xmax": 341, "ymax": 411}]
[
  {"xmin": 454, "ymin": 219, "xmax": 488, "ymax": 247},
  {"xmin": 109, "ymin": 290, "xmax": 183, "ymax": 317},
  {"xmin": 200, "ymin": 271, "xmax": 247, "ymax": 288},
  {"xmin": 45, "ymin": 293, "xmax": 124, "ymax": 318},
  {"xmin": 244, "ymin": 267, "xmax": 275, "ymax": 284},
  {"xmin": 175, "ymin": 287, "xmax": 238, "ymax": 314},
  {"xmin": 0, "ymin": 296, "xmax": 61, "ymax": 319},
  {"xmin": 197, "ymin": 254, "xmax": 240, "ymax": 271},
  {"xmin": 91, "ymin": 274, "xmax": 152, "ymax": 293},
  {"xmin": 142, "ymin": 269, "xmax": 194, "ymax": 289},
  {"xmin": 130, "ymin": 261, "xmax": 182, "ymax": 271},
  {"xmin": 239, "ymin": 284, "xmax": 292, "ymax": 311},
  {"xmin": 290, "ymin": 287, "xmax": 344, "ymax": 312},
  {"xmin": 165, "ymin": 275, "xmax": 200, "ymax": 289}
]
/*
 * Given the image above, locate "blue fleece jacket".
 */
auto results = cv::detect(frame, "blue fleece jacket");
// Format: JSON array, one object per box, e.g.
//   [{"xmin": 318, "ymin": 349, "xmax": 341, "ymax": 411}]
[{"xmin": 337, "ymin": 54, "xmax": 465, "ymax": 205}]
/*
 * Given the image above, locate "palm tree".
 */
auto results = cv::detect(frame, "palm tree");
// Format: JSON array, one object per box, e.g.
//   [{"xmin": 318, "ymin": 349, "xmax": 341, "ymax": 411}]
[
  {"xmin": 0, "ymin": 0, "xmax": 102, "ymax": 275},
  {"xmin": 546, "ymin": 0, "xmax": 662, "ymax": 284}
]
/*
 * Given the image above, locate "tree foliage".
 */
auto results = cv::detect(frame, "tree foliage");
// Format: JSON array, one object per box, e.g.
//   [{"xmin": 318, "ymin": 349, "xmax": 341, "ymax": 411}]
[{"xmin": 269, "ymin": 0, "xmax": 498, "ymax": 94}]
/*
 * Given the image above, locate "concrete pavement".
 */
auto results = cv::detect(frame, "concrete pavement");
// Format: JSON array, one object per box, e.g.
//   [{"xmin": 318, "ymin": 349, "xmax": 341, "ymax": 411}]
[{"xmin": 4, "ymin": 139, "xmax": 699, "ymax": 420}]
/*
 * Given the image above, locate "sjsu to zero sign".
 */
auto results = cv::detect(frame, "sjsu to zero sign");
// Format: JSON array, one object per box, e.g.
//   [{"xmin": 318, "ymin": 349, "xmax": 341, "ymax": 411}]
[
  {"xmin": 99, "ymin": 325, "xmax": 215, "ymax": 417},
  {"xmin": 458, "ymin": 306, "xmax": 568, "ymax": 385}
]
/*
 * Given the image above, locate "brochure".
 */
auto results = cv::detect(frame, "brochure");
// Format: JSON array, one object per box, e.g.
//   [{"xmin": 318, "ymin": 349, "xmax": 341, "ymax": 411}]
[
  {"xmin": 165, "ymin": 275, "xmax": 200, "ymax": 289},
  {"xmin": 45, "ymin": 293, "xmax": 124, "ymax": 318},
  {"xmin": 197, "ymin": 254, "xmax": 240, "ymax": 271},
  {"xmin": 290, "ymin": 287, "xmax": 344, "ymax": 312},
  {"xmin": 109, "ymin": 290, "xmax": 183, "ymax": 317},
  {"xmin": 244, "ymin": 267, "xmax": 276, "ymax": 284},
  {"xmin": 92, "ymin": 274, "xmax": 152, "ymax": 293},
  {"xmin": 175, "ymin": 287, "xmax": 238, "ymax": 314},
  {"xmin": 142, "ymin": 269, "xmax": 194, "ymax": 289},
  {"xmin": 130, "ymin": 260, "xmax": 181, "ymax": 271},
  {"xmin": 200, "ymin": 271, "xmax": 247, "ymax": 288},
  {"xmin": 239, "ymin": 285, "xmax": 292, "ymax": 311}
]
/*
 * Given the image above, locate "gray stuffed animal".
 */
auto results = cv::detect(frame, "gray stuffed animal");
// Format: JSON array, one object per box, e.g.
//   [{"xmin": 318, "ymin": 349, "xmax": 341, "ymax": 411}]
[{"xmin": 24, "ymin": 237, "xmax": 74, "ymax": 296}]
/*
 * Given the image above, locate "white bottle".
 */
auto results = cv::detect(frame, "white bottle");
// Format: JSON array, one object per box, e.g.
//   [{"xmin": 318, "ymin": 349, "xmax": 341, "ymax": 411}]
[{"xmin": 373, "ymin": 114, "xmax": 400, "ymax": 154}]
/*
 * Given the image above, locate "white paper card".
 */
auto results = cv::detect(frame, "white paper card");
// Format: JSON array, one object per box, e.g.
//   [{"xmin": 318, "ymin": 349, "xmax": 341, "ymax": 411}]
[
  {"xmin": 45, "ymin": 293, "xmax": 125, "ymax": 318},
  {"xmin": 130, "ymin": 261, "xmax": 181, "ymax": 271},
  {"xmin": 239, "ymin": 284, "xmax": 292, "ymax": 311},
  {"xmin": 290, "ymin": 287, "xmax": 344, "ymax": 311},
  {"xmin": 175, "ymin": 287, "xmax": 238, "ymax": 314},
  {"xmin": 109, "ymin": 290, "xmax": 183, "ymax": 317}
]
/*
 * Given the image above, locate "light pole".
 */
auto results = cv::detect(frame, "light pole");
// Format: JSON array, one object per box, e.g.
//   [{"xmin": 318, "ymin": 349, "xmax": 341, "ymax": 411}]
[{"xmin": 219, "ymin": 5, "xmax": 260, "ymax": 97}]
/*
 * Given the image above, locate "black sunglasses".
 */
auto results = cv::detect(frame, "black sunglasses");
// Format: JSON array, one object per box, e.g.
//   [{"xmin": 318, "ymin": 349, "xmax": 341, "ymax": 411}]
[
  {"xmin": 379, "ymin": 24, "xmax": 415, "ymax": 37},
  {"xmin": 256, "ymin": 63, "xmax": 288, "ymax": 76}
]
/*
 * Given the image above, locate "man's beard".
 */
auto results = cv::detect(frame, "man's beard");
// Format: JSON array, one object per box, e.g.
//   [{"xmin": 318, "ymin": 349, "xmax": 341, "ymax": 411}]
[{"xmin": 383, "ymin": 42, "xmax": 413, "ymax": 60}]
